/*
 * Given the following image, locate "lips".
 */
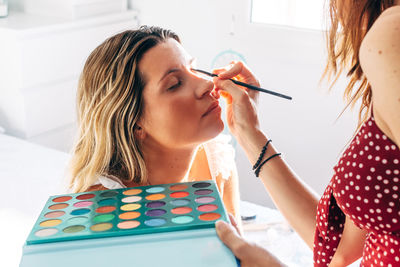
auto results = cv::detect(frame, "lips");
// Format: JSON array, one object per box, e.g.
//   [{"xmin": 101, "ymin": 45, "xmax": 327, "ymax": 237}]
[{"xmin": 202, "ymin": 101, "xmax": 220, "ymax": 117}]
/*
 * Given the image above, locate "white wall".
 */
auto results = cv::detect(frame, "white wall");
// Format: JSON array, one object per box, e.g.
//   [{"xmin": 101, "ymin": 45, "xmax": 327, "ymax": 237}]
[
  {"xmin": 129, "ymin": 0, "xmax": 359, "ymax": 207},
  {"xmin": 3, "ymin": 0, "xmax": 359, "ymax": 208}
]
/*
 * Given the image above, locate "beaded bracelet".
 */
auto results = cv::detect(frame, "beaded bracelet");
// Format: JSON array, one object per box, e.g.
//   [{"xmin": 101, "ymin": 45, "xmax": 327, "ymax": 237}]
[
  {"xmin": 252, "ymin": 140, "xmax": 272, "ymax": 170},
  {"xmin": 255, "ymin": 153, "xmax": 282, "ymax": 177}
]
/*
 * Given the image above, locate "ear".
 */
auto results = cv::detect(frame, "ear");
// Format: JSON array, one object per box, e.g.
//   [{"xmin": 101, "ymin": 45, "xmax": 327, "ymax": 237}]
[{"xmin": 134, "ymin": 124, "xmax": 146, "ymax": 140}]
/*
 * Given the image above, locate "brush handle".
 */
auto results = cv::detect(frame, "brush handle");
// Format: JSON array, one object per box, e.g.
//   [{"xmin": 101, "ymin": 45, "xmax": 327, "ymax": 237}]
[
  {"xmin": 192, "ymin": 69, "xmax": 292, "ymax": 100},
  {"xmin": 230, "ymin": 79, "xmax": 292, "ymax": 100}
]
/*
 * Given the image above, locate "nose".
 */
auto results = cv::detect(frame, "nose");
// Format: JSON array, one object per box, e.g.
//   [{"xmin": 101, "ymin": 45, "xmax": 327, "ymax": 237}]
[{"xmin": 193, "ymin": 74, "xmax": 214, "ymax": 99}]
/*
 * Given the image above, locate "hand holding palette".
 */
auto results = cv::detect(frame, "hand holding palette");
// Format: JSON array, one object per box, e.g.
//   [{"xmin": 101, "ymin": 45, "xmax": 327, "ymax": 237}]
[{"xmin": 20, "ymin": 181, "xmax": 239, "ymax": 267}]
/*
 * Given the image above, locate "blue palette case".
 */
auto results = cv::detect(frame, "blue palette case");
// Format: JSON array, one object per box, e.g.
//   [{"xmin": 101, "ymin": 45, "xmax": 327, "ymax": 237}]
[{"xmin": 20, "ymin": 180, "xmax": 239, "ymax": 267}]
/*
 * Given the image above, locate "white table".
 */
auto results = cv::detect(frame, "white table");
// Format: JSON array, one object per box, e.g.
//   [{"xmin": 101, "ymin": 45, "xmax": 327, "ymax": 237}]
[
  {"xmin": 241, "ymin": 201, "xmax": 313, "ymax": 266},
  {"xmin": 1, "ymin": 133, "xmax": 315, "ymax": 267}
]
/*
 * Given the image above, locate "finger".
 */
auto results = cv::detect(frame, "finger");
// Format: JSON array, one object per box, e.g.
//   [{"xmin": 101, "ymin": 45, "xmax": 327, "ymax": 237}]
[
  {"xmin": 215, "ymin": 220, "xmax": 247, "ymax": 256},
  {"xmin": 211, "ymin": 87, "xmax": 220, "ymax": 99},
  {"xmin": 218, "ymin": 62, "xmax": 260, "ymax": 90},
  {"xmin": 228, "ymin": 213, "xmax": 242, "ymax": 237},
  {"xmin": 213, "ymin": 77, "xmax": 249, "ymax": 103},
  {"xmin": 212, "ymin": 65, "xmax": 233, "ymax": 76},
  {"xmin": 228, "ymin": 213, "xmax": 238, "ymax": 227},
  {"xmin": 247, "ymin": 88, "xmax": 259, "ymax": 104},
  {"xmin": 217, "ymin": 61, "xmax": 244, "ymax": 79},
  {"xmin": 214, "ymin": 72, "xmax": 258, "ymax": 104},
  {"xmin": 219, "ymin": 90, "xmax": 232, "ymax": 104}
]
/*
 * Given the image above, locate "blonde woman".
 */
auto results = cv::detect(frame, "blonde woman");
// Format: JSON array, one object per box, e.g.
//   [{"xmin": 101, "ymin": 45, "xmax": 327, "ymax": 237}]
[
  {"xmin": 68, "ymin": 26, "xmax": 242, "ymax": 224},
  {"xmin": 213, "ymin": 0, "xmax": 400, "ymax": 267}
]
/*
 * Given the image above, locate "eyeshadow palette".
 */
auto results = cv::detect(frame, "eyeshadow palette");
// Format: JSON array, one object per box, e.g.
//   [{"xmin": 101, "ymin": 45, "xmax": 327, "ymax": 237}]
[{"xmin": 26, "ymin": 180, "xmax": 229, "ymax": 245}]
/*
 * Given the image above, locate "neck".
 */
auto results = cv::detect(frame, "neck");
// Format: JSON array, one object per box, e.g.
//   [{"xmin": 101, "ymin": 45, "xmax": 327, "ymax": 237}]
[{"xmin": 141, "ymin": 138, "xmax": 199, "ymax": 185}]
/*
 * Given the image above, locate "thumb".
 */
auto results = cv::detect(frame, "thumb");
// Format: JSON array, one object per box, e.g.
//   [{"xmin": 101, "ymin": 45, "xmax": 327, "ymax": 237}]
[{"xmin": 215, "ymin": 220, "xmax": 247, "ymax": 256}]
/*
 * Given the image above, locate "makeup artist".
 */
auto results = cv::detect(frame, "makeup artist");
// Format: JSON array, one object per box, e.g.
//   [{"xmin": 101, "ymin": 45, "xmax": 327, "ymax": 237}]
[{"xmin": 213, "ymin": 1, "xmax": 400, "ymax": 266}]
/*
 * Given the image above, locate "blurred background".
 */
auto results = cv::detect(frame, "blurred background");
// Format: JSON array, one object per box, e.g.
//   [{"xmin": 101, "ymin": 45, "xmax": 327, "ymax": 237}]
[
  {"xmin": 0, "ymin": 1, "xmax": 362, "ymax": 266},
  {"xmin": 0, "ymin": 0, "xmax": 359, "ymax": 208}
]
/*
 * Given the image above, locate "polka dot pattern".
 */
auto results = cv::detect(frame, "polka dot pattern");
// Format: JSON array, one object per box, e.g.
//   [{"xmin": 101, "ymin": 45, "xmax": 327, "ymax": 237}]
[{"xmin": 314, "ymin": 116, "xmax": 400, "ymax": 266}]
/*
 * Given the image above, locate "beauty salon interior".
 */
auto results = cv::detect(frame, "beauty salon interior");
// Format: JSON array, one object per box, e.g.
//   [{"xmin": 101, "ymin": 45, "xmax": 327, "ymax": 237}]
[{"xmin": 3, "ymin": 0, "xmax": 398, "ymax": 266}]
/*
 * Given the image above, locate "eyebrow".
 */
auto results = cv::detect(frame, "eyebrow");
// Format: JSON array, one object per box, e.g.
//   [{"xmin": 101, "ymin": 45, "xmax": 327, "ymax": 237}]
[{"xmin": 158, "ymin": 58, "xmax": 195, "ymax": 84}]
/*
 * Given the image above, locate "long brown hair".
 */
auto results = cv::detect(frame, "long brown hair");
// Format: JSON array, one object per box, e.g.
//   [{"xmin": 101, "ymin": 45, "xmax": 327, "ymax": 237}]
[
  {"xmin": 323, "ymin": 0, "xmax": 395, "ymax": 130},
  {"xmin": 68, "ymin": 26, "xmax": 180, "ymax": 193}
]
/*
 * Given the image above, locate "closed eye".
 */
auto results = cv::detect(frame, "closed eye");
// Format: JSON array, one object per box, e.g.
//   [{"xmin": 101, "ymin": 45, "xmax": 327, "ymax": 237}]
[{"xmin": 167, "ymin": 80, "xmax": 182, "ymax": 91}]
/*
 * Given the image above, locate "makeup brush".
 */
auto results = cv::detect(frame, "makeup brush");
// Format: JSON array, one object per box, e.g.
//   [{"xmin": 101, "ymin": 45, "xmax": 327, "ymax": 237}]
[{"xmin": 191, "ymin": 68, "xmax": 292, "ymax": 100}]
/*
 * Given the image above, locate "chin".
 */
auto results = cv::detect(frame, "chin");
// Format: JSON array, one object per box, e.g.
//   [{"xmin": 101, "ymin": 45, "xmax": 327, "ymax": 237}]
[{"xmin": 202, "ymin": 118, "xmax": 225, "ymax": 141}]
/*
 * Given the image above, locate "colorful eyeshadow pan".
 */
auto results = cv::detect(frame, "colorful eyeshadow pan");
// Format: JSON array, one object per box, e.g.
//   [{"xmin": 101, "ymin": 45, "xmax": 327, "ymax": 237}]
[
  {"xmin": 145, "ymin": 218, "xmax": 166, "ymax": 227},
  {"xmin": 146, "ymin": 201, "xmax": 166, "ymax": 208},
  {"xmin": 145, "ymin": 194, "xmax": 165, "ymax": 201},
  {"xmin": 26, "ymin": 181, "xmax": 229, "ymax": 245},
  {"xmin": 170, "ymin": 199, "xmax": 190, "ymax": 206},
  {"xmin": 146, "ymin": 186, "xmax": 165, "ymax": 193},
  {"xmin": 34, "ymin": 228, "xmax": 58, "ymax": 237},
  {"xmin": 192, "ymin": 182, "xmax": 211, "ymax": 188},
  {"xmin": 93, "ymin": 214, "xmax": 115, "ymax": 223},
  {"xmin": 52, "ymin": 196, "xmax": 72, "ymax": 202},
  {"xmin": 146, "ymin": 209, "xmax": 167, "ymax": 217},
  {"xmin": 120, "ymin": 204, "xmax": 141, "ymax": 211},
  {"xmin": 63, "ymin": 225, "xmax": 85, "ymax": 233},
  {"xmin": 76, "ymin": 193, "xmax": 95, "ymax": 200},
  {"xmin": 118, "ymin": 221, "xmax": 140, "ymax": 229},
  {"xmin": 49, "ymin": 203, "xmax": 68, "ymax": 210},
  {"xmin": 95, "ymin": 206, "xmax": 116, "ymax": 213},
  {"xmin": 172, "ymin": 215, "xmax": 194, "ymax": 224},
  {"xmin": 44, "ymin": 211, "xmax": 65, "ymax": 218},
  {"xmin": 199, "ymin": 213, "xmax": 221, "ymax": 221},
  {"xmin": 194, "ymin": 189, "xmax": 213, "ymax": 195},
  {"xmin": 98, "ymin": 198, "xmax": 116, "ymax": 206},
  {"xmin": 73, "ymin": 201, "xmax": 93, "ymax": 208},
  {"xmin": 123, "ymin": 189, "xmax": 142, "ymax": 195},
  {"xmin": 39, "ymin": 219, "xmax": 62, "ymax": 227},
  {"xmin": 119, "ymin": 212, "xmax": 140, "ymax": 220},
  {"xmin": 67, "ymin": 217, "xmax": 88, "ymax": 225},
  {"xmin": 169, "ymin": 184, "xmax": 188, "ymax": 191},
  {"xmin": 170, "ymin": 191, "xmax": 190, "ymax": 198},
  {"xmin": 171, "ymin": 207, "xmax": 192, "ymax": 215},
  {"xmin": 91, "ymin": 223, "xmax": 113, "ymax": 232},
  {"xmin": 195, "ymin": 196, "xmax": 215, "ymax": 204},
  {"xmin": 197, "ymin": 204, "xmax": 218, "ymax": 212},
  {"xmin": 121, "ymin": 196, "xmax": 142, "ymax": 203},
  {"xmin": 100, "ymin": 191, "xmax": 118, "ymax": 197},
  {"xmin": 70, "ymin": 208, "xmax": 90, "ymax": 216}
]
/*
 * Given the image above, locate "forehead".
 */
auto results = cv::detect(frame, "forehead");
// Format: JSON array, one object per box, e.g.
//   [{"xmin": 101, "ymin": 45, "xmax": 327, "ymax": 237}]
[{"xmin": 139, "ymin": 38, "xmax": 191, "ymax": 86}]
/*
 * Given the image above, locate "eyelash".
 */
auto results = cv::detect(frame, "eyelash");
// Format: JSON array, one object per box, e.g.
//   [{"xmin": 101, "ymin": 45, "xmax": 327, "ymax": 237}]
[{"xmin": 168, "ymin": 80, "xmax": 182, "ymax": 91}]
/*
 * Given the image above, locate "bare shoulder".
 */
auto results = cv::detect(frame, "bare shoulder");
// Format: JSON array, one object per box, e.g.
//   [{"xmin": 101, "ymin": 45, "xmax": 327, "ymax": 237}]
[
  {"xmin": 380, "ymin": 5, "xmax": 400, "ymax": 18},
  {"xmin": 359, "ymin": 6, "xmax": 400, "ymax": 146},
  {"xmin": 360, "ymin": 6, "xmax": 400, "ymax": 64},
  {"xmin": 359, "ymin": 5, "xmax": 400, "ymax": 86}
]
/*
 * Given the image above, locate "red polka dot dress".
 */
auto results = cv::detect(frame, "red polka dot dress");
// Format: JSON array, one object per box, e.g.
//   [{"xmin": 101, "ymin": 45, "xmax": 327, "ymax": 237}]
[{"xmin": 314, "ymin": 115, "xmax": 400, "ymax": 266}]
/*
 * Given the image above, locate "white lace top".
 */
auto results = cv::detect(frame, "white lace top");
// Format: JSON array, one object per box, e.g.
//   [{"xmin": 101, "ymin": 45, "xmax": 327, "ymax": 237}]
[{"xmin": 92, "ymin": 134, "xmax": 236, "ymax": 191}]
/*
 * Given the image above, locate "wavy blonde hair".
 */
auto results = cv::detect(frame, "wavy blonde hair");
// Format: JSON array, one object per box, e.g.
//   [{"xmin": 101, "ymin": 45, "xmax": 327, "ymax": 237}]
[
  {"xmin": 323, "ymin": 0, "xmax": 395, "ymax": 131},
  {"xmin": 68, "ymin": 26, "xmax": 180, "ymax": 193}
]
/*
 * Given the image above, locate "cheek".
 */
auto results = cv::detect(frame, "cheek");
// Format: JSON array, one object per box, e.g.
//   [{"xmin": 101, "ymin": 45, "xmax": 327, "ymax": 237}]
[
  {"xmin": 163, "ymin": 98, "xmax": 199, "ymax": 130},
  {"xmin": 144, "ymin": 97, "xmax": 200, "ymax": 139}
]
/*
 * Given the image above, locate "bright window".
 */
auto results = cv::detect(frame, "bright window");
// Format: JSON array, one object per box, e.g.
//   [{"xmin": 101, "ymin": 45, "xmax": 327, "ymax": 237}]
[{"xmin": 251, "ymin": 0, "xmax": 325, "ymax": 30}]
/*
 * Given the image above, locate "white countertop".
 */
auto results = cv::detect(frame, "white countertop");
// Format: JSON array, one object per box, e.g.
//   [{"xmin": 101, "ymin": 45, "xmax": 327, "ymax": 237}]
[{"xmin": 0, "ymin": 132, "xmax": 314, "ymax": 266}]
